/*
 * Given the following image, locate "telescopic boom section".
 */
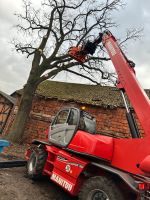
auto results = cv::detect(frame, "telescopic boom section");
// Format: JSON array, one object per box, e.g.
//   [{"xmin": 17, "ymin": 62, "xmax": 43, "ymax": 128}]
[{"xmin": 68, "ymin": 31, "xmax": 150, "ymax": 138}]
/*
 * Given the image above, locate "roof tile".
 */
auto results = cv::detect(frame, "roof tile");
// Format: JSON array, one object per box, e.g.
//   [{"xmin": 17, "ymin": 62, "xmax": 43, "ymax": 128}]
[{"xmin": 14, "ymin": 80, "xmax": 150, "ymax": 108}]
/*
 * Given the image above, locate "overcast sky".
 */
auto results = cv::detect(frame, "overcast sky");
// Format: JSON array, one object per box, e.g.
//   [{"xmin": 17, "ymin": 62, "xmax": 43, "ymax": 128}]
[{"xmin": 1, "ymin": 0, "xmax": 150, "ymax": 94}]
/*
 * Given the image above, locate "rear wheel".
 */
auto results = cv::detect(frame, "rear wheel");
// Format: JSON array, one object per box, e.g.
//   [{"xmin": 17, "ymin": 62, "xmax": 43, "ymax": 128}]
[
  {"xmin": 79, "ymin": 176, "xmax": 125, "ymax": 200},
  {"xmin": 27, "ymin": 146, "xmax": 47, "ymax": 180}
]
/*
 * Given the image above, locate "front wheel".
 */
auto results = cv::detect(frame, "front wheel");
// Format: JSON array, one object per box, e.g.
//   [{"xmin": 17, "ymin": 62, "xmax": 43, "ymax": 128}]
[
  {"xmin": 79, "ymin": 176, "xmax": 125, "ymax": 200},
  {"xmin": 27, "ymin": 146, "xmax": 47, "ymax": 180}
]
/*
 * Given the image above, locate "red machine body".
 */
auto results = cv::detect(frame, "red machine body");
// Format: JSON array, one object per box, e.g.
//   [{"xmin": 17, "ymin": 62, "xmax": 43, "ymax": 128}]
[
  {"xmin": 68, "ymin": 130, "xmax": 114, "ymax": 161},
  {"xmin": 26, "ymin": 31, "xmax": 150, "ymax": 199}
]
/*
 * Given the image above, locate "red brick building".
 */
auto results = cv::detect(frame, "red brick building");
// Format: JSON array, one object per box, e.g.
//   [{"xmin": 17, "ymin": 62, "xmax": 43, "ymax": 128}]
[{"xmin": 3, "ymin": 80, "xmax": 147, "ymax": 142}]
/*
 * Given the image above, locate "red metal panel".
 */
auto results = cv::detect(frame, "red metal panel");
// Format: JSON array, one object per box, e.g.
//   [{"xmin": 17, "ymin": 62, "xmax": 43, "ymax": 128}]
[
  {"xmin": 112, "ymin": 138, "xmax": 150, "ymax": 175},
  {"xmin": 43, "ymin": 145, "xmax": 89, "ymax": 195},
  {"xmin": 55, "ymin": 149, "xmax": 89, "ymax": 179},
  {"xmin": 140, "ymin": 155, "xmax": 150, "ymax": 174},
  {"xmin": 68, "ymin": 130, "xmax": 114, "ymax": 161}
]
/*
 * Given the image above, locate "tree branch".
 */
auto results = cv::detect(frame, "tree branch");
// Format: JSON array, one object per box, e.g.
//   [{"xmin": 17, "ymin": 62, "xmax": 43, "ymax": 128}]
[{"xmin": 65, "ymin": 69, "xmax": 100, "ymax": 84}]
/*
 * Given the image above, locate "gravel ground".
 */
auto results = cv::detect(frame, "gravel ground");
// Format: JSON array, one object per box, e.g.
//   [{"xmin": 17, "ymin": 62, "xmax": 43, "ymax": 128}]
[{"xmin": 0, "ymin": 162, "xmax": 77, "ymax": 200}]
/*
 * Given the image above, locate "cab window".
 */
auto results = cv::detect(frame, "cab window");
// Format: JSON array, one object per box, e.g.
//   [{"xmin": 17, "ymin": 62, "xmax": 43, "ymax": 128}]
[
  {"xmin": 54, "ymin": 110, "xmax": 69, "ymax": 125},
  {"xmin": 79, "ymin": 111, "xmax": 96, "ymax": 134},
  {"xmin": 68, "ymin": 109, "xmax": 78, "ymax": 125}
]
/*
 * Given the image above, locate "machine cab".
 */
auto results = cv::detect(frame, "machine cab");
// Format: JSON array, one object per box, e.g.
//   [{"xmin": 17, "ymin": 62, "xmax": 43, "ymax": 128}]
[{"xmin": 48, "ymin": 107, "xmax": 96, "ymax": 147}]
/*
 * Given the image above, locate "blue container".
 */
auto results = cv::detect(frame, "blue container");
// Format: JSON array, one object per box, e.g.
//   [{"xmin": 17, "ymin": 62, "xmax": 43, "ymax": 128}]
[{"xmin": 0, "ymin": 140, "xmax": 10, "ymax": 153}]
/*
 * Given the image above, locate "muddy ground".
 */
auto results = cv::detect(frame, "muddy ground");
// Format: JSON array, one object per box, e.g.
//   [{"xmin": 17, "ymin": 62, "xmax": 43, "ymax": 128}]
[{"xmin": 0, "ymin": 162, "xmax": 77, "ymax": 200}]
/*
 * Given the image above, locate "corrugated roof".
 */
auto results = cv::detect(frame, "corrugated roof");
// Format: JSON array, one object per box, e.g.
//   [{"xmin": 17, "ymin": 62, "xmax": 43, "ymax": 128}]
[
  {"xmin": 0, "ymin": 91, "xmax": 16, "ymax": 104},
  {"xmin": 14, "ymin": 80, "xmax": 150, "ymax": 108}
]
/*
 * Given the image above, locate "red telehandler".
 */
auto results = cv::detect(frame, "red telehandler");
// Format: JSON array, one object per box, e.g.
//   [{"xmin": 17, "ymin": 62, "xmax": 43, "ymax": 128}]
[{"xmin": 25, "ymin": 31, "xmax": 150, "ymax": 200}]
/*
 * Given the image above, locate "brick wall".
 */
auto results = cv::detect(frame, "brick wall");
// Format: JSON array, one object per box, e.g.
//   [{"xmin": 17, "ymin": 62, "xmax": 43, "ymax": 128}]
[{"xmin": 3, "ymin": 95, "xmax": 144, "ymax": 143}]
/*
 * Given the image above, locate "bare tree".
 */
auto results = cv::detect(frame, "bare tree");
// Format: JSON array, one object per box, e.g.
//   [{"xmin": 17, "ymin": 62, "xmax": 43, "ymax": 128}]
[{"xmin": 7, "ymin": 0, "xmax": 140, "ymax": 143}]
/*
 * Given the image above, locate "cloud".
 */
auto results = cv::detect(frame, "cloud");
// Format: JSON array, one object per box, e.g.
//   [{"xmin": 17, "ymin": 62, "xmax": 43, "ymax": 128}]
[
  {"xmin": 0, "ymin": 0, "xmax": 29, "ymax": 94},
  {"xmin": 111, "ymin": 0, "xmax": 150, "ymax": 88}
]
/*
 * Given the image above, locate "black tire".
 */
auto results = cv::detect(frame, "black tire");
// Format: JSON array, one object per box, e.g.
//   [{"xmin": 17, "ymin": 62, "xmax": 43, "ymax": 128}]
[
  {"xmin": 27, "ymin": 146, "xmax": 47, "ymax": 180},
  {"xmin": 79, "ymin": 176, "xmax": 125, "ymax": 200}
]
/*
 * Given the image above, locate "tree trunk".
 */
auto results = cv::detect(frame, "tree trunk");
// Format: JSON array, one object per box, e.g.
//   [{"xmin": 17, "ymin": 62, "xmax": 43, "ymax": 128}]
[{"xmin": 5, "ymin": 80, "xmax": 37, "ymax": 143}]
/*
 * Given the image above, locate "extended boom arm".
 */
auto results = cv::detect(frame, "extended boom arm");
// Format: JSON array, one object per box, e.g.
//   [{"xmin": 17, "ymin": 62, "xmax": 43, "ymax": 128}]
[{"xmin": 68, "ymin": 31, "xmax": 150, "ymax": 138}]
